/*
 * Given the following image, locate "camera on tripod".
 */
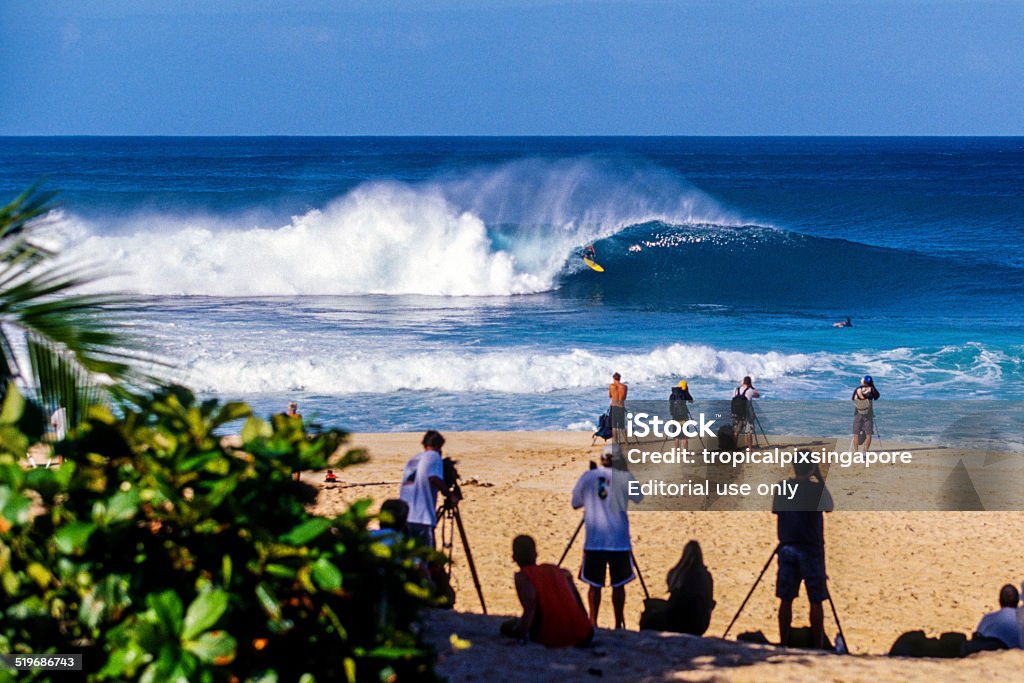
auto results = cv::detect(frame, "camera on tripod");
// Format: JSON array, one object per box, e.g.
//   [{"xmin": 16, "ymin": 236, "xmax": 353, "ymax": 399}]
[{"xmin": 441, "ymin": 456, "xmax": 464, "ymax": 509}]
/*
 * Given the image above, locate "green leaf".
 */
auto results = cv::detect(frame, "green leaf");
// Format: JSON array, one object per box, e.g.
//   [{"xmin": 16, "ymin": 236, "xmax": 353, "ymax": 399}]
[
  {"xmin": 255, "ymin": 582, "xmax": 282, "ymax": 622},
  {"xmin": 181, "ymin": 588, "xmax": 229, "ymax": 641},
  {"xmin": 147, "ymin": 590, "xmax": 184, "ymax": 636},
  {"xmin": 54, "ymin": 520, "xmax": 96, "ymax": 554},
  {"xmin": 99, "ymin": 489, "xmax": 140, "ymax": 524},
  {"xmin": 241, "ymin": 416, "xmax": 272, "ymax": 443},
  {"xmin": 184, "ymin": 630, "xmax": 236, "ymax": 665},
  {"xmin": 264, "ymin": 563, "xmax": 297, "ymax": 580},
  {"xmin": 0, "ymin": 382, "xmax": 24, "ymax": 423},
  {"xmin": 279, "ymin": 517, "xmax": 331, "ymax": 546},
  {"xmin": 311, "ymin": 557, "xmax": 343, "ymax": 592},
  {"xmin": 213, "ymin": 401, "xmax": 252, "ymax": 425}
]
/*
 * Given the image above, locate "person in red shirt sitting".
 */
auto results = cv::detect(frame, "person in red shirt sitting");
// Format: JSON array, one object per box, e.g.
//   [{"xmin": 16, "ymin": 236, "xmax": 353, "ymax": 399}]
[{"xmin": 500, "ymin": 535, "xmax": 594, "ymax": 647}]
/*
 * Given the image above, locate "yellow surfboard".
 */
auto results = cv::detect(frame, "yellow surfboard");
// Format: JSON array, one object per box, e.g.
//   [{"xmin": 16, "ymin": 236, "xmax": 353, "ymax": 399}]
[{"xmin": 583, "ymin": 257, "xmax": 604, "ymax": 272}]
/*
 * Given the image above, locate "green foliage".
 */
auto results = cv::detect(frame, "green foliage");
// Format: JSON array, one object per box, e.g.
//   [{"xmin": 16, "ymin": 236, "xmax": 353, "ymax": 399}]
[{"xmin": 0, "ymin": 385, "xmax": 442, "ymax": 682}]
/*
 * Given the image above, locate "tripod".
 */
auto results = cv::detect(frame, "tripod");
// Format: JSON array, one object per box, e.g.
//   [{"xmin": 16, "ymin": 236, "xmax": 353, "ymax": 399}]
[
  {"xmin": 751, "ymin": 406, "xmax": 771, "ymax": 447},
  {"xmin": 437, "ymin": 500, "xmax": 487, "ymax": 614},
  {"xmin": 722, "ymin": 545, "xmax": 849, "ymax": 652},
  {"xmin": 557, "ymin": 517, "xmax": 650, "ymax": 600}
]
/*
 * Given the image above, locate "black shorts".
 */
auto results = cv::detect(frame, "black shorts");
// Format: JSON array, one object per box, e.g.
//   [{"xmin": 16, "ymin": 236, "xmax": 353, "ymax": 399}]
[
  {"xmin": 579, "ymin": 550, "xmax": 635, "ymax": 588},
  {"xmin": 609, "ymin": 405, "xmax": 626, "ymax": 429}
]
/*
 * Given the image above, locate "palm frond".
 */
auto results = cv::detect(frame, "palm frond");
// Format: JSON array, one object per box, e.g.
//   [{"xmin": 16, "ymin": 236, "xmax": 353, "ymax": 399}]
[{"xmin": 0, "ymin": 186, "xmax": 166, "ymax": 432}]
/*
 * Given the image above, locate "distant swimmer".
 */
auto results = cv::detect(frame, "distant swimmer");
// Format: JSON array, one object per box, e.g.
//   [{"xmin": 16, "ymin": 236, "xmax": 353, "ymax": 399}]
[{"xmin": 833, "ymin": 317, "xmax": 852, "ymax": 328}]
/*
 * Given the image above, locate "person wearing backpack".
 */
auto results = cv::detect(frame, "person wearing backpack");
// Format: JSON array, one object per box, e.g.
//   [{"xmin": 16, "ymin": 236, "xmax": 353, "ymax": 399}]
[
  {"xmin": 669, "ymin": 380, "xmax": 694, "ymax": 450},
  {"xmin": 852, "ymin": 375, "xmax": 881, "ymax": 452},
  {"xmin": 731, "ymin": 377, "xmax": 760, "ymax": 448}
]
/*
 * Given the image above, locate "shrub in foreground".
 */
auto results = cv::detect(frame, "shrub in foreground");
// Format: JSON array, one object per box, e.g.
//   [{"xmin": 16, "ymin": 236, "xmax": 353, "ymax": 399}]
[{"xmin": 0, "ymin": 386, "xmax": 440, "ymax": 682}]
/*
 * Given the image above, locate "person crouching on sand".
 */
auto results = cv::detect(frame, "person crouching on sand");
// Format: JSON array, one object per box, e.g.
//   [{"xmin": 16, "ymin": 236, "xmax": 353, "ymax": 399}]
[
  {"xmin": 572, "ymin": 444, "xmax": 642, "ymax": 629},
  {"xmin": 639, "ymin": 540, "xmax": 715, "ymax": 636},
  {"xmin": 500, "ymin": 535, "xmax": 594, "ymax": 647}
]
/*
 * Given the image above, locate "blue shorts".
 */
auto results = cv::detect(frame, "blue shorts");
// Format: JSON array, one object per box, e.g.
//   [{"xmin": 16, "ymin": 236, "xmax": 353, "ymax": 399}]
[
  {"xmin": 775, "ymin": 544, "xmax": 828, "ymax": 603},
  {"xmin": 406, "ymin": 522, "xmax": 435, "ymax": 549}
]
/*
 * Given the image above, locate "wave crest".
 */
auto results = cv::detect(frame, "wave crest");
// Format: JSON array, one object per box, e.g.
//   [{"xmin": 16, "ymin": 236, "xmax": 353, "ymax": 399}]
[{"xmin": 52, "ymin": 158, "xmax": 738, "ymax": 296}]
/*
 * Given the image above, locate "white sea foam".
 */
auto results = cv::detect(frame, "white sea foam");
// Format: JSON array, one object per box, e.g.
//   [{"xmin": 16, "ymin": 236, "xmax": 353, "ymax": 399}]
[
  {"xmin": 170, "ymin": 342, "xmax": 821, "ymax": 395},
  {"xmin": 158, "ymin": 338, "xmax": 1018, "ymax": 399},
  {"xmin": 45, "ymin": 159, "xmax": 741, "ymax": 297}
]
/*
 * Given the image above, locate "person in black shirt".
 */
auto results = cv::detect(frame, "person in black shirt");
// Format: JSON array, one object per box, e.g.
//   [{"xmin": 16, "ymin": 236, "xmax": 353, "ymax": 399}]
[{"xmin": 772, "ymin": 457, "xmax": 834, "ymax": 649}]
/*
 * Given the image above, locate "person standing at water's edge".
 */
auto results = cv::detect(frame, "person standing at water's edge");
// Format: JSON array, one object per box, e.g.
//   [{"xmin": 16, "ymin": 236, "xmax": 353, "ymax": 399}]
[
  {"xmin": 399, "ymin": 430, "xmax": 450, "ymax": 549},
  {"xmin": 669, "ymin": 380, "xmax": 694, "ymax": 450},
  {"xmin": 852, "ymin": 375, "xmax": 880, "ymax": 452},
  {"xmin": 731, "ymin": 377, "xmax": 760, "ymax": 449},
  {"xmin": 608, "ymin": 372, "xmax": 628, "ymax": 440},
  {"xmin": 284, "ymin": 402, "xmax": 303, "ymax": 480},
  {"xmin": 572, "ymin": 444, "xmax": 642, "ymax": 629}
]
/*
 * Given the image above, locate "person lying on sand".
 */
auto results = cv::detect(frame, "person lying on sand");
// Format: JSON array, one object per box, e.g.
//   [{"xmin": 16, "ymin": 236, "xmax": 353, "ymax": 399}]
[{"xmin": 500, "ymin": 535, "xmax": 594, "ymax": 648}]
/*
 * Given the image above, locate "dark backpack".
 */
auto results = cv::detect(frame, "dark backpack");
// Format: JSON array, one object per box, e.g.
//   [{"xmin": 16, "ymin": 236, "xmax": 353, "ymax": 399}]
[
  {"xmin": 730, "ymin": 387, "xmax": 751, "ymax": 423},
  {"xmin": 594, "ymin": 413, "xmax": 613, "ymax": 441}
]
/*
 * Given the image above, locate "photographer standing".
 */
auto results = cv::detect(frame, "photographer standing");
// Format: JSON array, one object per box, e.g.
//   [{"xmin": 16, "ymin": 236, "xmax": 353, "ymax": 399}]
[
  {"xmin": 852, "ymin": 375, "xmax": 881, "ymax": 451},
  {"xmin": 572, "ymin": 445, "xmax": 643, "ymax": 629},
  {"xmin": 772, "ymin": 459, "xmax": 834, "ymax": 649},
  {"xmin": 399, "ymin": 430, "xmax": 450, "ymax": 548}
]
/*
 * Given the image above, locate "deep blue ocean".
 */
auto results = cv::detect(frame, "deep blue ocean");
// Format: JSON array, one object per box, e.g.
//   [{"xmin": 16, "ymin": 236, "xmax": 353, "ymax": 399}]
[{"xmin": 0, "ymin": 137, "xmax": 1021, "ymax": 433}]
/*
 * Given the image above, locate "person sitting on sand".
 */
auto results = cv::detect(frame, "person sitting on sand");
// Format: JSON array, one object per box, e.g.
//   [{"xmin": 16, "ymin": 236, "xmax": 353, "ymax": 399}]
[
  {"xmin": 572, "ymin": 444, "xmax": 642, "ymax": 629},
  {"xmin": 370, "ymin": 498, "xmax": 409, "ymax": 546},
  {"xmin": 500, "ymin": 535, "xmax": 594, "ymax": 647},
  {"xmin": 973, "ymin": 584, "xmax": 1021, "ymax": 649},
  {"xmin": 639, "ymin": 540, "xmax": 715, "ymax": 636},
  {"xmin": 773, "ymin": 458, "xmax": 834, "ymax": 649},
  {"xmin": 852, "ymin": 375, "xmax": 880, "ymax": 452}
]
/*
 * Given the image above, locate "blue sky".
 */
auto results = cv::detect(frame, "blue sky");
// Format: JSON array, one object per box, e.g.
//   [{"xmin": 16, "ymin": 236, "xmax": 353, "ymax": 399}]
[{"xmin": 1, "ymin": 1, "xmax": 1021, "ymax": 135}]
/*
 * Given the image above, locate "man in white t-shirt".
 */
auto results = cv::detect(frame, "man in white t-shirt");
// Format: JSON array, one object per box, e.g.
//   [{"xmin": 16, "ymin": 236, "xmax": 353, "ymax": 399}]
[
  {"xmin": 399, "ymin": 430, "xmax": 449, "ymax": 548},
  {"xmin": 571, "ymin": 444, "xmax": 643, "ymax": 629}
]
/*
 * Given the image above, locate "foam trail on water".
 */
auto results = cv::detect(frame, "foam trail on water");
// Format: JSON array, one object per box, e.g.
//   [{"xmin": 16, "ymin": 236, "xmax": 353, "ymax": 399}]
[{"xmin": 45, "ymin": 159, "xmax": 741, "ymax": 297}]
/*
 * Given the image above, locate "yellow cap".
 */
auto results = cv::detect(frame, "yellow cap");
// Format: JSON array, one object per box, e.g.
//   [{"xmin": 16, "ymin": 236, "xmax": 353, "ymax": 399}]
[{"xmin": 678, "ymin": 380, "xmax": 687, "ymax": 389}]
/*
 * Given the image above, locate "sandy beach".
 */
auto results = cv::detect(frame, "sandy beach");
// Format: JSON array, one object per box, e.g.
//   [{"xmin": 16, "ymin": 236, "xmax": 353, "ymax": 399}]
[{"xmin": 306, "ymin": 430, "xmax": 1024, "ymax": 680}]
